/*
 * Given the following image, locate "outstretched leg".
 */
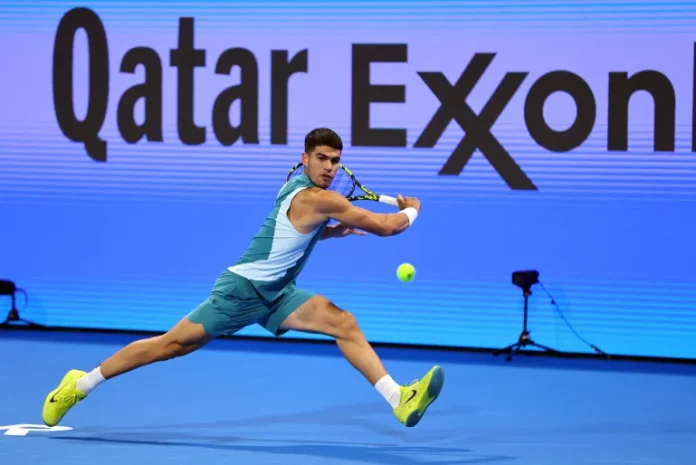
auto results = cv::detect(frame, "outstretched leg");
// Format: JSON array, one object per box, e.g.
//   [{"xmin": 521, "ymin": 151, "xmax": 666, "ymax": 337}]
[
  {"xmin": 278, "ymin": 294, "xmax": 444, "ymax": 427},
  {"xmin": 98, "ymin": 316, "xmax": 212, "ymax": 380},
  {"xmin": 42, "ymin": 314, "xmax": 212, "ymax": 427}
]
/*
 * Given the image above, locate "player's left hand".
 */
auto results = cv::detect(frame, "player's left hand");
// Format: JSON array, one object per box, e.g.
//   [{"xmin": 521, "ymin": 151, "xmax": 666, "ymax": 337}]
[{"xmin": 331, "ymin": 223, "xmax": 366, "ymax": 238}]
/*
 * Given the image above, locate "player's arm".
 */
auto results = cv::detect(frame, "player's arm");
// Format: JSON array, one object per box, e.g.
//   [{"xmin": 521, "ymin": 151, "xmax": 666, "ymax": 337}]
[{"xmin": 315, "ymin": 190, "xmax": 419, "ymax": 237}]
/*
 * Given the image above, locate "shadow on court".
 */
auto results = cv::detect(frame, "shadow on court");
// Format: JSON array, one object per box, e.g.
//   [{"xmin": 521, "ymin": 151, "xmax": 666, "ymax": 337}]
[
  {"xmin": 52, "ymin": 435, "xmax": 514, "ymax": 465},
  {"xmin": 47, "ymin": 401, "xmax": 513, "ymax": 465}
]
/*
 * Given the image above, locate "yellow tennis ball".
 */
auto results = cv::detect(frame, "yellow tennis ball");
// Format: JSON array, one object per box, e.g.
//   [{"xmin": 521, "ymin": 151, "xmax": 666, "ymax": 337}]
[{"xmin": 397, "ymin": 263, "xmax": 416, "ymax": 282}]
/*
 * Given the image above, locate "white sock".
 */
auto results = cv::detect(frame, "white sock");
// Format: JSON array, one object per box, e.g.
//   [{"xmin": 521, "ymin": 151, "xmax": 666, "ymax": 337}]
[
  {"xmin": 375, "ymin": 374, "xmax": 401, "ymax": 409},
  {"xmin": 75, "ymin": 367, "xmax": 106, "ymax": 394}
]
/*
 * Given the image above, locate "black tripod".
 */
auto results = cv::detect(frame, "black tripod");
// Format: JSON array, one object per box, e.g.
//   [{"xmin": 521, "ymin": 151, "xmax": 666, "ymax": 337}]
[
  {"xmin": 0, "ymin": 280, "xmax": 42, "ymax": 328},
  {"xmin": 493, "ymin": 271, "xmax": 562, "ymax": 361}
]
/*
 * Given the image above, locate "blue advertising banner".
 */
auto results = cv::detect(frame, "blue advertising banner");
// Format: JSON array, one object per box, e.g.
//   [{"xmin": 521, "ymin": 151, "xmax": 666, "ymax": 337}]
[{"xmin": 2, "ymin": 1, "xmax": 695, "ymax": 359}]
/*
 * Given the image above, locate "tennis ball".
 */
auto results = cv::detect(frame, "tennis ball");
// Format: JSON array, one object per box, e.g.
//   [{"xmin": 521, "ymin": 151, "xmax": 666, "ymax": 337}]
[{"xmin": 397, "ymin": 263, "xmax": 416, "ymax": 282}]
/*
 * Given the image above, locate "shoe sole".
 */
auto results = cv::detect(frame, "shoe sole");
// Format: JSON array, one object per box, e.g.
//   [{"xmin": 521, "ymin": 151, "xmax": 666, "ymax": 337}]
[{"xmin": 405, "ymin": 366, "xmax": 445, "ymax": 427}]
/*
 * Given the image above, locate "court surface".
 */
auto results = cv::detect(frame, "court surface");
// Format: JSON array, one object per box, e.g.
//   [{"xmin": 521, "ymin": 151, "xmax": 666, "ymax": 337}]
[{"xmin": 1, "ymin": 329, "xmax": 694, "ymax": 465}]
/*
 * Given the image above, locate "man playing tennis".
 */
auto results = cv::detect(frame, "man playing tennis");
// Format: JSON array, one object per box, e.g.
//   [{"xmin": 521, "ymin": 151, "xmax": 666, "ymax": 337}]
[{"xmin": 42, "ymin": 128, "xmax": 444, "ymax": 429}]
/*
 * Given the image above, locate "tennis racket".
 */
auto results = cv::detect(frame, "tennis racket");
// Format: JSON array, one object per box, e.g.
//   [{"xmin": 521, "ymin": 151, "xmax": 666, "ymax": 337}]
[{"xmin": 286, "ymin": 162, "xmax": 400, "ymax": 207}]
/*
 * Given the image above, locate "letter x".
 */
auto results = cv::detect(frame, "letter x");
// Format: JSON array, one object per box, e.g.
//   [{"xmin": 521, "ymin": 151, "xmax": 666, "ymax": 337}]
[{"xmin": 415, "ymin": 53, "xmax": 537, "ymax": 190}]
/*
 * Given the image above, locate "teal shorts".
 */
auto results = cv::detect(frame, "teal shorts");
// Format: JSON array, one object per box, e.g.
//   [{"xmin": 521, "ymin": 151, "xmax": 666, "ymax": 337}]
[{"xmin": 186, "ymin": 269, "xmax": 315, "ymax": 338}]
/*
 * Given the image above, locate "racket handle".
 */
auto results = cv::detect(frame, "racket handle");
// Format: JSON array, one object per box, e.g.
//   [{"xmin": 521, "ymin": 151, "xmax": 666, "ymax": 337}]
[{"xmin": 378, "ymin": 195, "xmax": 400, "ymax": 207}]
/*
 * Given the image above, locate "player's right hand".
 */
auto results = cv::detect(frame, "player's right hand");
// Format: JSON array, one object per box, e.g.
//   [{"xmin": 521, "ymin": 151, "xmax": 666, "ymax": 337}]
[{"xmin": 397, "ymin": 194, "xmax": 421, "ymax": 212}]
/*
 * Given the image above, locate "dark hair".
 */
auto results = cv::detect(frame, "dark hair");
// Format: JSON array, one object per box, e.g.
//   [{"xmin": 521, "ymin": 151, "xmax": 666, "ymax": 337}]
[{"xmin": 304, "ymin": 127, "xmax": 343, "ymax": 153}]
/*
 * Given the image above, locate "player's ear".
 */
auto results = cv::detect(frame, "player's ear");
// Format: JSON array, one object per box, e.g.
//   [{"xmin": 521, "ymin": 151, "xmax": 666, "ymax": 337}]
[{"xmin": 301, "ymin": 151, "xmax": 310, "ymax": 165}]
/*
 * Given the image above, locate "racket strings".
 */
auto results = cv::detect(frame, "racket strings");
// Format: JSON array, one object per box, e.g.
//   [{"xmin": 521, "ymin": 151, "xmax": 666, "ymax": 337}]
[{"xmin": 330, "ymin": 168, "xmax": 355, "ymax": 197}]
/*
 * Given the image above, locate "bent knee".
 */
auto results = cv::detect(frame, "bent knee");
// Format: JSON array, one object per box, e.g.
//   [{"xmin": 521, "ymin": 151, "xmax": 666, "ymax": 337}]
[{"xmin": 334, "ymin": 308, "xmax": 360, "ymax": 339}]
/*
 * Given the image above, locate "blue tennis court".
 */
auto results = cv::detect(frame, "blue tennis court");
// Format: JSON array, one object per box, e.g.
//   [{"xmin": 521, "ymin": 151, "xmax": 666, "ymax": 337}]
[{"xmin": 1, "ymin": 328, "xmax": 694, "ymax": 465}]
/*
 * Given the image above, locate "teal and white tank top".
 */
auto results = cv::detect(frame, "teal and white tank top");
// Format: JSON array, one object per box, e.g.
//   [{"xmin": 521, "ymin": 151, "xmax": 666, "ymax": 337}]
[{"xmin": 228, "ymin": 173, "xmax": 327, "ymax": 300}]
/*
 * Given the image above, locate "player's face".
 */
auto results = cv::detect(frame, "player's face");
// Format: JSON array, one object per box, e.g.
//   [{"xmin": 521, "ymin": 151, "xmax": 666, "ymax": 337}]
[{"xmin": 302, "ymin": 146, "xmax": 341, "ymax": 188}]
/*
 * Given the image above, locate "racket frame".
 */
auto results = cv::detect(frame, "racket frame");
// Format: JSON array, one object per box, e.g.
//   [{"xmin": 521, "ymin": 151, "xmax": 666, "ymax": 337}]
[{"xmin": 286, "ymin": 162, "xmax": 399, "ymax": 206}]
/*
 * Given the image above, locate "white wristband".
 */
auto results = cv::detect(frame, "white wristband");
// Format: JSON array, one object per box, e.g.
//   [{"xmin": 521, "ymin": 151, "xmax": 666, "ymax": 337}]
[{"xmin": 400, "ymin": 207, "xmax": 418, "ymax": 226}]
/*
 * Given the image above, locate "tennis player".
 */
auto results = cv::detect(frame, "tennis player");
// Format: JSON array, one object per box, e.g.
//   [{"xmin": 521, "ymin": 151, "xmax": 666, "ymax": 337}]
[{"xmin": 42, "ymin": 128, "xmax": 444, "ymax": 428}]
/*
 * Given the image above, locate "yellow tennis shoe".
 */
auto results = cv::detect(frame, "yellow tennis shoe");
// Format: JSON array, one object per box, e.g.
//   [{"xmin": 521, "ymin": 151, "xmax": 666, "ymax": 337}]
[
  {"xmin": 393, "ymin": 365, "xmax": 444, "ymax": 427},
  {"xmin": 42, "ymin": 369, "xmax": 88, "ymax": 427}
]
